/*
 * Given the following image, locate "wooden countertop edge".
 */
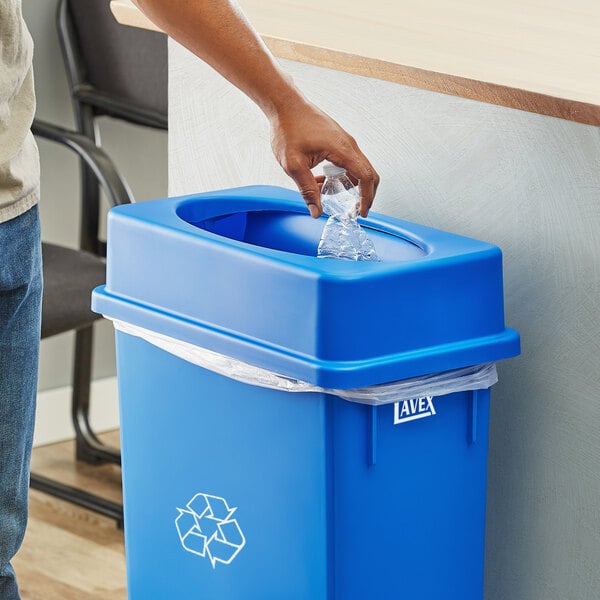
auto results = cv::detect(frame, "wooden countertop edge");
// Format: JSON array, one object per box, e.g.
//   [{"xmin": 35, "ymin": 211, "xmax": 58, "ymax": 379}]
[
  {"xmin": 266, "ymin": 37, "xmax": 600, "ymax": 127},
  {"xmin": 110, "ymin": 2, "xmax": 600, "ymax": 127}
]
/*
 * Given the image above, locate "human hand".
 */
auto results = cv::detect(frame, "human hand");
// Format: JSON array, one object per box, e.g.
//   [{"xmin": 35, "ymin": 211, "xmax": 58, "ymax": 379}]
[
  {"xmin": 134, "ymin": 1, "xmax": 377, "ymax": 217},
  {"xmin": 269, "ymin": 98, "xmax": 379, "ymax": 218}
]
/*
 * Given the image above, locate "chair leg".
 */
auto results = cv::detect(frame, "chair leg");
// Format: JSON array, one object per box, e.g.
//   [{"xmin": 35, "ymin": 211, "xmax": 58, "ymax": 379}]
[
  {"xmin": 72, "ymin": 325, "xmax": 121, "ymax": 465},
  {"xmin": 30, "ymin": 473, "xmax": 123, "ymax": 529},
  {"xmin": 29, "ymin": 325, "xmax": 124, "ymax": 528}
]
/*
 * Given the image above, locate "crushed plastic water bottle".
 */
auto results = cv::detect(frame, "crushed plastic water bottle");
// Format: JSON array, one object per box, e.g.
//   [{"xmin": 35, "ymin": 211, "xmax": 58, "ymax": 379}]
[{"xmin": 317, "ymin": 162, "xmax": 380, "ymax": 261}]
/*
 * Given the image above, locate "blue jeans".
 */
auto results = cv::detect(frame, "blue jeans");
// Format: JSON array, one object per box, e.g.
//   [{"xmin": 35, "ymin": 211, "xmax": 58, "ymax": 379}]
[{"xmin": 0, "ymin": 205, "xmax": 42, "ymax": 600}]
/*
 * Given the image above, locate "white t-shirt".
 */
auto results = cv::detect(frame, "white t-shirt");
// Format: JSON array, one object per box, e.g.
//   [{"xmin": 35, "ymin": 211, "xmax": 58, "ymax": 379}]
[{"xmin": 0, "ymin": 0, "xmax": 39, "ymax": 223}]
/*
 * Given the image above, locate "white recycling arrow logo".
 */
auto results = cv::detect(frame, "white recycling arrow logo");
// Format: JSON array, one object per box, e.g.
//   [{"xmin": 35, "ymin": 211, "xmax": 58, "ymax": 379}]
[{"xmin": 175, "ymin": 492, "xmax": 246, "ymax": 568}]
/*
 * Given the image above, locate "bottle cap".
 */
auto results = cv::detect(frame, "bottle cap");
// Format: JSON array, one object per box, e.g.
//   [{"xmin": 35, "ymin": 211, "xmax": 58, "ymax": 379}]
[{"xmin": 322, "ymin": 162, "xmax": 346, "ymax": 177}]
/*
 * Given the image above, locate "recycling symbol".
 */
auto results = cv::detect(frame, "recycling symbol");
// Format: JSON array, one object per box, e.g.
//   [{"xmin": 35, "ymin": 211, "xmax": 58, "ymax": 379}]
[{"xmin": 175, "ymin": 492, "xmax": 246, "ymax": 568}]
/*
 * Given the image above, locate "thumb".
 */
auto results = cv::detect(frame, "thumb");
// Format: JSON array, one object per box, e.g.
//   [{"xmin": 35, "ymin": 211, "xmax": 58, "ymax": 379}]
[{"xmin": 288, "ymin": 166, "xmax": 322, "ymax": 218}]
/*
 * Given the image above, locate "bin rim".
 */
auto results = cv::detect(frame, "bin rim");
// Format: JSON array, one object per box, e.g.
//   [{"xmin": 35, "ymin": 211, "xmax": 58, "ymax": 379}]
[{"xmin": 93, "ymin": 284, "xmax": 520, "ymax": 389}]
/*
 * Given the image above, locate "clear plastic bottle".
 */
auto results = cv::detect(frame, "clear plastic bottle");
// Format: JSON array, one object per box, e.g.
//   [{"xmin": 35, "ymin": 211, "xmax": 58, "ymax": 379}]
[
  {"xmin": 317, "ymin": 162, "xmax": 379, "ymax": 261},
  {"xmin": 319, "ymin": 163, "xmax": 360, "ymax": 219}
]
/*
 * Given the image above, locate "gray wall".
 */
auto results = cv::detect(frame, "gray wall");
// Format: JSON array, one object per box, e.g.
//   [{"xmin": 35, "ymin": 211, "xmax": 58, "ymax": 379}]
[
  {"xmin": 170, "ymin": 43, "xmax": 600, "ymax": 599},
  {"xmin": 23, "ymin": 0, "xmax": 168, "ymax": 391}
]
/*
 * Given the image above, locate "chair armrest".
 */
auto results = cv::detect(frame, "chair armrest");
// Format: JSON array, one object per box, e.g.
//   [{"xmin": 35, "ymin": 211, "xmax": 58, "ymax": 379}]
[{"xmin": 32, "ymin": 119, "xmax": 134, "ymax": 207}]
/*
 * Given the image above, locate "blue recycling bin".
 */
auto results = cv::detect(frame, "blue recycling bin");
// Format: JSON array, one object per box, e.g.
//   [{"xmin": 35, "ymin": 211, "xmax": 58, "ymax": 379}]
[{"xmin": 92, "ymin": 185, "xmax": 520, "ymax": 600}]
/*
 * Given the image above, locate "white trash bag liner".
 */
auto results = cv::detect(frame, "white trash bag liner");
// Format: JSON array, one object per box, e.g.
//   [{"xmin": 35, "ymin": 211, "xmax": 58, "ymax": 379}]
[{"xmin": 112, "ymin": 320, "xmax": 498, "ymax": 406}]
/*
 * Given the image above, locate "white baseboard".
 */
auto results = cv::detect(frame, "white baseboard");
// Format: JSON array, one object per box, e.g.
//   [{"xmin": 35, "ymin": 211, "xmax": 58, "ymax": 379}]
[{"xmin": 33, "ymin": 376, "xmax": 119, "ymax": 448}]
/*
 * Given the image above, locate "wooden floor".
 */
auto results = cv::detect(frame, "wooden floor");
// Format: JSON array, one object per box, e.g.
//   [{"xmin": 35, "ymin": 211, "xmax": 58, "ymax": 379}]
[{"xmin": 13, "ymin": 431, "xmax": 127, "ymax": 600}]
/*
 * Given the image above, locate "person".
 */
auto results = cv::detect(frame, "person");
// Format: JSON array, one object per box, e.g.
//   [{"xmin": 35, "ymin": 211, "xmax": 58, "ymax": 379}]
[
  {"xmin": 0, "ymin": 1, "xmax": 378, "ymax": 597},
  {"xmin": 1, "ymin": 2, "xmax": 44, "ymax": 598}
]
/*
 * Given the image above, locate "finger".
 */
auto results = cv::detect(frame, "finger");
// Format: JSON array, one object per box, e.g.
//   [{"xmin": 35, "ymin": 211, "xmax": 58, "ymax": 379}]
[
  {"xmin": 329, "ymin": 151, "xmax": 379, "ymax": 218},
  {"xmin": 286, "ymin": 162, "xmax": 322, "ymax": 218},
  {"xmin": 352, "ymin": 156, "xmax": 379, "ymax": 218},
  {"xmin": 357, "ymin": 176, "xmax": 376, "ymax": 218}
]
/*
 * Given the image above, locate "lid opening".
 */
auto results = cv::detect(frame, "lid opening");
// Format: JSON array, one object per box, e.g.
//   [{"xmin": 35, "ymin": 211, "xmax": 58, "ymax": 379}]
[{"xmin": 182, "ymin": 208, "xmax": 426, "ymax": 261}]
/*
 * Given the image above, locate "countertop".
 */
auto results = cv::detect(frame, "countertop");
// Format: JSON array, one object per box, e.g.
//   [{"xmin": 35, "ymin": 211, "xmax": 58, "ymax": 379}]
[{"xmin": 110, "ymin": 0, "xmax": 600, "ymax": 126}]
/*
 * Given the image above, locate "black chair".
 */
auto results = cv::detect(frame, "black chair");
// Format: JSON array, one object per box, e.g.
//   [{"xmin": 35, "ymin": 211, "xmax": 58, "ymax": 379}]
[
  {"xmin": 29, "ymin": 0, "xmax": 167, "ymax": 526},
  {"xmin": 32, "ymin": 120, "xmax": 133, "ymax": 525}
]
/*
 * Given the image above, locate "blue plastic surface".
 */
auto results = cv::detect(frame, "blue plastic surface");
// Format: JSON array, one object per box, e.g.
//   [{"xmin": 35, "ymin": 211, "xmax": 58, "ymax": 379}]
[
  {"xmin": 92, "ymin": 185, "xmax": 519, "ymax": 388},
  {"xmin": 116, "ymin": 333, "xmax": 491, "ymax": 600}
]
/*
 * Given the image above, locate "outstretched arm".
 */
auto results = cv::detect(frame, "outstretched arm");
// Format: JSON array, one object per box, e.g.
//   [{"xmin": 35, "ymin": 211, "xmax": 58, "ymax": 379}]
[{"xmin": 133, "ymin": 0, "xmax": 379, "ymax": 217}]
